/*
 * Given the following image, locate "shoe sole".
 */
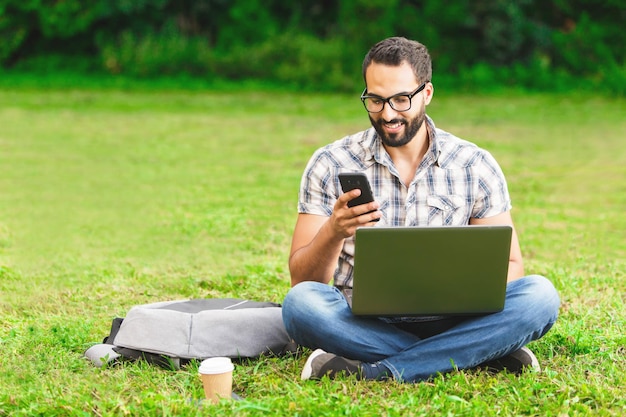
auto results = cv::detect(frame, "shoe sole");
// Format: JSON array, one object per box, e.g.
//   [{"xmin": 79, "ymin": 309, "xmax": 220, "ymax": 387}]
[{"xmin": 301, "ymin": 349, "xmax": 327, "ymax": 380}]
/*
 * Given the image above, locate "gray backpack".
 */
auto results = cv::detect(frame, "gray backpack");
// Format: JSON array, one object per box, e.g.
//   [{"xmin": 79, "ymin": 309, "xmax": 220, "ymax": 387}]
[{"xmin": 84, "ymin": 298, "xmax": 297, "ymax": 369}]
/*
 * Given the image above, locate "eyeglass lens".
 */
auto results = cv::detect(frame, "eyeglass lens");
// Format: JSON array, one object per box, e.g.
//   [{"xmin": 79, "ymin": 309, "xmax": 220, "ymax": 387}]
[{"xmin": 363, "ymin": 96, "xmax": 412, "ymax": 112}]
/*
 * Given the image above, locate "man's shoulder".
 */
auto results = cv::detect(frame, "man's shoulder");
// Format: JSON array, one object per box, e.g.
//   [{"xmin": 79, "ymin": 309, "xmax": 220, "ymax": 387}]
[
  {"xmin": 433, "ymin": 127, "xmax": 493, "ymax": 169},
  {"xmin": 309, "ymin": 128, "xmax": 376, "ymax": 169}
]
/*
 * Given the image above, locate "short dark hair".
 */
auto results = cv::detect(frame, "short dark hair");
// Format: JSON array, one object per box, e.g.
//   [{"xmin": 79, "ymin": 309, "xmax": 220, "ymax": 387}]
[{"xmin": 362, "ymin": 37, "xmax": 432, "ymax": 85}]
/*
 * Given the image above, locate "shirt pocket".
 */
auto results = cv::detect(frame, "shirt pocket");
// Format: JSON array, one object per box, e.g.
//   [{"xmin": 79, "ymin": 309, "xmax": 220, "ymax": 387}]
[{"xmin": 426, "ymin": 195, "xmax": 468, "ymax": 226}]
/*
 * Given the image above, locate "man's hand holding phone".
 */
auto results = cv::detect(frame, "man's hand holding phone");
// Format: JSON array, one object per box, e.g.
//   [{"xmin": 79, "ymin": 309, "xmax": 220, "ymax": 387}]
[
  {"xmin": 335, "ymin": 172, "xmax": 382, "ymax": 236},
  {"xmin": 329, "ymin": 190, "xmax": 380, "ymax": 238}
]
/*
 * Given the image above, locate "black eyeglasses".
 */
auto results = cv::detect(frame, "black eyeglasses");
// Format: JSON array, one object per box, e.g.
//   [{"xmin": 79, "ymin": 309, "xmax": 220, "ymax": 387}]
[{"xmin": 360, "ymin": 82, "xmax": 427, "ymax": 113}]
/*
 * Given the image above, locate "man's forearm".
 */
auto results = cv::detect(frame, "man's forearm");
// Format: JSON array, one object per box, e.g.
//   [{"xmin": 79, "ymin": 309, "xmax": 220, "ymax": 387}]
[
  {"xmin": 289, "ymin": 221, "xmax": 345, "ymax": 286},
  {"xmin": 507, "ymin": 259, "xmax": 524, "ymax": 282}
]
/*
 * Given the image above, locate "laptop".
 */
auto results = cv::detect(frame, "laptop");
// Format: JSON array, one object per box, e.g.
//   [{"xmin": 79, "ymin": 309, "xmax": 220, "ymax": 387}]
[{"xmin": 350, "ymin": 225, "xmax": 512, "ymax": 316}]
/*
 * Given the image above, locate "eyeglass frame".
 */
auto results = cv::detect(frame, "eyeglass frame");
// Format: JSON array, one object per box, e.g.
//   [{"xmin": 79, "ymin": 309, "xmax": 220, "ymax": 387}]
[{"xmin": 360, "ymin": 82, "xmax": 428, "ymax": 113}]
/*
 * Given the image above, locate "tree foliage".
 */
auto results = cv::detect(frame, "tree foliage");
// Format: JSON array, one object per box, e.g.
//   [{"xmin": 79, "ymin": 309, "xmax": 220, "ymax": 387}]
[{"xmin": 1, "ymin": 0, "xmax": 624, "ymax": 93}]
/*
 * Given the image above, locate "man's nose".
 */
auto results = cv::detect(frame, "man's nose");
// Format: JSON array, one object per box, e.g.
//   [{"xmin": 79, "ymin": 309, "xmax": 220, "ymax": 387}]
[{"xmin": 381, "ymin": 101, "xmax": 399, "ymax": 120}]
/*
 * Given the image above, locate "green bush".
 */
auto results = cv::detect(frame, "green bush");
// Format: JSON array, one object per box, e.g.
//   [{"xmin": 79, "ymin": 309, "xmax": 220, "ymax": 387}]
[
  {"xmin": 0, "ymin": 0, "xmax": 624, "ymax": 94},
  {"xmin": 213, "ymin": 33, "xmax": 361, "ymax": 91},
  {"xmin": 99, "ymin": 25, "xmax": 214, "ymax": 77}
]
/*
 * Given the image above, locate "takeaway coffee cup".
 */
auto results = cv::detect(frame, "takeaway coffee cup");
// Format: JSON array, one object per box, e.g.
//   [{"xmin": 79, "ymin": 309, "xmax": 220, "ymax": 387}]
[{"xmin": 198, "ymin": 357, "xmax": 234, "ymax": 403}]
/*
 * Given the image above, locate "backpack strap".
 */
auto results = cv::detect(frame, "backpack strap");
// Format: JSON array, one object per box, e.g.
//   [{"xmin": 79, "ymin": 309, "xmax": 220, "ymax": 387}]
[{"xmin": 103, "ymin": 317, "xmax": 124, "ymax": 344}]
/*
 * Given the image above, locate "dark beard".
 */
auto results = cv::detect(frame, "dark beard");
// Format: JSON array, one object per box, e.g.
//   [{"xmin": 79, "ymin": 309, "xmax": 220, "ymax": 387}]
[{"xmin": 369, "ymin": 111, "xmax": 425, "ymax": 148}]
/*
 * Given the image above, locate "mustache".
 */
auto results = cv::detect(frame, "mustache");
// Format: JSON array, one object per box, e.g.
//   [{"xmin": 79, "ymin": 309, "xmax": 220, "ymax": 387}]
[
  {"xmin": 369, "ymin": 116, "xmax": 406, "ymax": 126},
  {"xmin": 380, "ymin": 118, "xmax": 405, "ymax": 125}
]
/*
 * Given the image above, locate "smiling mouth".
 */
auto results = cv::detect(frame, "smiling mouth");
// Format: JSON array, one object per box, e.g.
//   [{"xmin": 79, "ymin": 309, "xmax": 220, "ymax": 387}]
[{"xmin": 384, "ymin": 120, "xmax": 404, "ymax": 131}]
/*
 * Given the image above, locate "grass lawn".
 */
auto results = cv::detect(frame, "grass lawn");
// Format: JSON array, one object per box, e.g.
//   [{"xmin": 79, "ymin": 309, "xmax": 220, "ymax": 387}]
[{"xmin": 0, "ymin": 84, "xmax": 624, "ymax": 416}]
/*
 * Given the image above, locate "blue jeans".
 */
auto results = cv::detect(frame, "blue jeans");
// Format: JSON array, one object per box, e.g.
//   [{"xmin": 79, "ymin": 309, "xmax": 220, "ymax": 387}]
[{"xmin": 282, "ymin": 275, "xmax": 560, "ymax": 382}]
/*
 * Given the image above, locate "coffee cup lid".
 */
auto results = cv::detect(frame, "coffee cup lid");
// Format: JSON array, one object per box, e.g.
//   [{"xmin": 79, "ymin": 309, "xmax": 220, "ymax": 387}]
[{"xmin": 198, "ymin": 357, "xmax": 234, "ymax": 374}]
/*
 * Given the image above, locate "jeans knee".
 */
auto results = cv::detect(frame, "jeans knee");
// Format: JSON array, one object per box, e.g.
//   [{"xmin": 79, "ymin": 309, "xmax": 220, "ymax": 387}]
[
  {"xmin": 283, "ymin": 281, "xmax": 322, "ymax": 315},
  {"xmin": 282, "ymin": 282, "xmax": 342, "ymax": 346},
  {"xmin": 282, "ymin": 282, "xmax": 334, "ymax": 325},
  {"xmin": 528, "ymin": 274, "xmax": 560, "ymax": 314},
  {"xmin": 512, "ymin": 274, "xmax": 561, "ymax": 330}
]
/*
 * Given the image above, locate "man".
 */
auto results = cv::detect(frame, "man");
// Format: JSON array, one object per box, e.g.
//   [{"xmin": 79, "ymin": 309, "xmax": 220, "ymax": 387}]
[{"xmin": 281, "ymin": 37, "xmax": 560, "ymax": 383}]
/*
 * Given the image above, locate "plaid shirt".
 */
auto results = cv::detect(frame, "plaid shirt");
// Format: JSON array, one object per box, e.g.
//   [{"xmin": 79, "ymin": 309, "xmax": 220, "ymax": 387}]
[{"xmin": 298, "ymin": 116, "xmax": 511, "ymax": 288}]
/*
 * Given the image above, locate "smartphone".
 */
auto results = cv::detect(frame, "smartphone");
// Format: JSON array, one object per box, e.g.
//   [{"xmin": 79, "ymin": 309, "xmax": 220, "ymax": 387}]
[{"xmin": 338, "ymin": 172, "xmax": 379, "ymax": 221}]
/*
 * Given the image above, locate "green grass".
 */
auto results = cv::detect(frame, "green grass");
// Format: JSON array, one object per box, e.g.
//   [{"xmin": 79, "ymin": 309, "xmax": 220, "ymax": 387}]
[{"xmin": 1, "ymin": 84, "xmax": 624, "ymax": 416}]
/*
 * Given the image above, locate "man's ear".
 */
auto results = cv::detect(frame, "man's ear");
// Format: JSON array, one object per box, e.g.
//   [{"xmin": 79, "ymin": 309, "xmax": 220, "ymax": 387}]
[{"xmin": 424, "ymin": 82, "xmax": 434, "ymax": 105}]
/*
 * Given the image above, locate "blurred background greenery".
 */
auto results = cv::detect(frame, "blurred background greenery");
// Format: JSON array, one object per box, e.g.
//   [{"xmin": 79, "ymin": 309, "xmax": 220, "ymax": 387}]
[{"xmin": 1, "ymin": 0, "xmax": 624, "ymax": 94}]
